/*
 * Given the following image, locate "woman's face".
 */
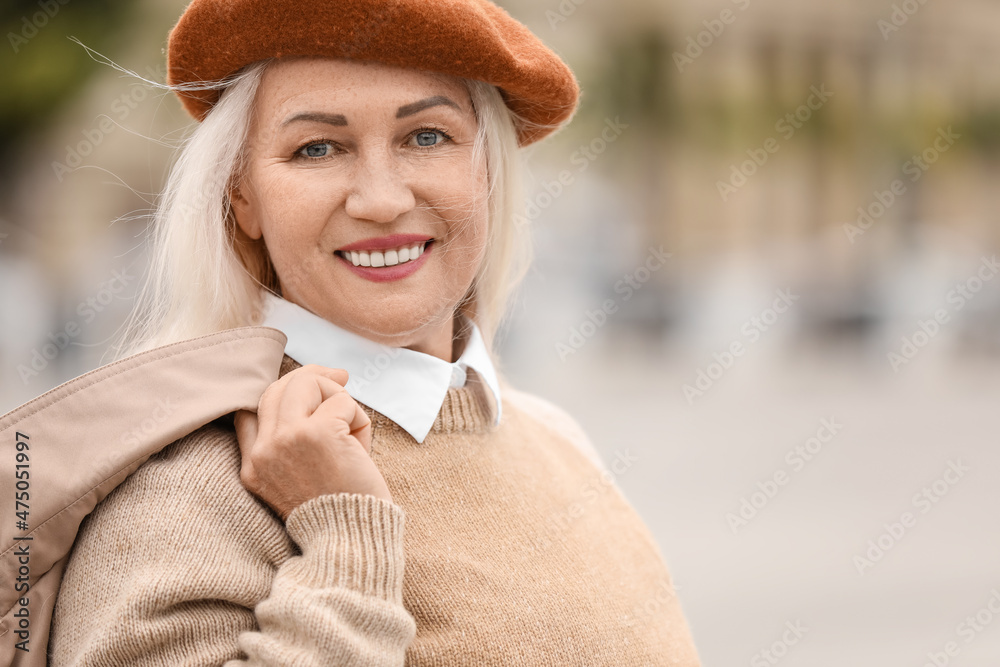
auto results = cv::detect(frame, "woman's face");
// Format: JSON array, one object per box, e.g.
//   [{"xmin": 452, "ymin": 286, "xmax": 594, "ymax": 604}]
[{"xmin": 232, "ymin": 57, "xmax": 488, "ymax": 357}]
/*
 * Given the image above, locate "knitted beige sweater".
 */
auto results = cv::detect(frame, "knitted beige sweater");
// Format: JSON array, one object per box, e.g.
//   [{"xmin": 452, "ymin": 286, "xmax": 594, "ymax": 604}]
[{"xmin": 49, "ymin": 356, "xmax": 700, "ymax": 666}]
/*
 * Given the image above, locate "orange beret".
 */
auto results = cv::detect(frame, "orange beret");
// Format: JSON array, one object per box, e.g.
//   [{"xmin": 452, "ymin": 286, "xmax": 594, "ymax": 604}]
[{"xmin": 166, "ymin": 0, "xmax": 580, "ymax": 146}]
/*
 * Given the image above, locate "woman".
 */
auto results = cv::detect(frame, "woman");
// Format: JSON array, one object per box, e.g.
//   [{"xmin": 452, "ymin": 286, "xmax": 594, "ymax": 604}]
[{"xmin": 47, "ymin": 0, "xmax": 702, "ymax": 663}]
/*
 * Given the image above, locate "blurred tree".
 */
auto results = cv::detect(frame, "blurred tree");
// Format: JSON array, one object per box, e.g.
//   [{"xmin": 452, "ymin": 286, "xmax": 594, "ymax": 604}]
[
  {"xmin": 583, "ymin": 28, "xmax": 678, "ymax": 243},
  {"xmin": 0, "ymin": 0, "xmax": 140, "ymax": 180},
  {"xmin": 586, "ymin": 27, "xmax": 677, "ymax": 141},
  {"xmin": 961, "ymin": 107, "xmax": 1000, "ymax": 154},
  {"xmin": 578, "ymin": 27, "xmax": 682, "ymax": 335}
]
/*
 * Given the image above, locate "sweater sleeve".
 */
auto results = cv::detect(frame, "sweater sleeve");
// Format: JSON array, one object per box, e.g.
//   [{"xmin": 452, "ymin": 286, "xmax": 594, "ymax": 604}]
[{"xmin": 48, "ymin": 422, "xmax": 416, "ymax": 666}]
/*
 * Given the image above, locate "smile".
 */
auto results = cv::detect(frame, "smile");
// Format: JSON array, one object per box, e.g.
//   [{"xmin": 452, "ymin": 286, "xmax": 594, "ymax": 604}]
[
  {"xmin": 335, "ymin": 239, "xmax": 435, "ymax": 283},
  {"xmin": 336, "ymin": 240, "xmax": 429, "ymax": 267}
]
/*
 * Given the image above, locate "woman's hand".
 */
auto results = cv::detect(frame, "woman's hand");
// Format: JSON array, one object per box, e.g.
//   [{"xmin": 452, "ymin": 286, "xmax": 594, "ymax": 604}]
[{"xmin": 234, "ymin": 364, "xmax": 392, "ymax": 520}]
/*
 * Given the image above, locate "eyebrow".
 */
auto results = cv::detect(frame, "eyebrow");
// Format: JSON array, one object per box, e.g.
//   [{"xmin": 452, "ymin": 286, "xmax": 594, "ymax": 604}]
[
  {"xmin": 281, "ymin": 96, "xmax": 463, "ymax": 128},
  {"xmin": 282, "ymin": 111, "xmax": 347, "ymax": 127},
  {"xmin": 396, "ymin": 95, "xmax": 462, "ymax": 118}
]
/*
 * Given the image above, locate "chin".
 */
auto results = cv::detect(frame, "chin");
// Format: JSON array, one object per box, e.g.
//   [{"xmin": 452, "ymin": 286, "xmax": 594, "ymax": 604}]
[{"xmin": 342, "ymin": 305, "xmax": 448, "ymax": 343}]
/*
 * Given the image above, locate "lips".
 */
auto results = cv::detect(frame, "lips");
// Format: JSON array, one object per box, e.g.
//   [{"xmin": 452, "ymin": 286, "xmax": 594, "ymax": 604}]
[
  {"xmin": 338, "ymin": 240, "xmax": 431, "ymax": 268},
  {"xmin": 337, "ymin": 233, "xmax": 433, "ymax": 253},
  {"xmin": 336, "ymin": 237, "xmax": 434, "ymax": 283}
]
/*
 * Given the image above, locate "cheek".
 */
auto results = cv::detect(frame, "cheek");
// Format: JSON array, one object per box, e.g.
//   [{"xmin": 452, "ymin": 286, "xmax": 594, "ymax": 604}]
[
  {"xmin": 460, "ymin": 185, "xmax": 491, "ymax": 263},
  {"xmin": 442, "ymin": 206, "xmax": 489, "ymax": 282},
  {"xmin": 437, "ymin": 165, "xmax": 489, "ymax": 252},
  {"xmin": 254, "ymin": 172, "xmax": 333, "ymax": 264}
]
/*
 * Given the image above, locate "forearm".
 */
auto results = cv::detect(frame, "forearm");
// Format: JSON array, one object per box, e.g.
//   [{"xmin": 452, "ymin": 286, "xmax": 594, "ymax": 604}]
[
  {"xmin": 232, "ymin": 493, "xmax": 415, "ymax": 666},
  {"xmin": 49, "ymin": 429, "xmax": 415, "ymax": 666}
]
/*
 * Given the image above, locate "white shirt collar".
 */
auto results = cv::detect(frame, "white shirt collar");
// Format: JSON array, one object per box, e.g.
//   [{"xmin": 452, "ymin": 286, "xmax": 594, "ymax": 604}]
[{"xmin": 259, "ymin": 291, "xmax": 502, "ymax": 443}]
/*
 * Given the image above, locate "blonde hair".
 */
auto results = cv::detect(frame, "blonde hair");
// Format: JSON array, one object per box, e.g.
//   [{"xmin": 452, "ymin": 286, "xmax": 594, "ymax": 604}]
[{"xmin": 113, "ymin": 59, "xmax": 548, "ymax": 365}]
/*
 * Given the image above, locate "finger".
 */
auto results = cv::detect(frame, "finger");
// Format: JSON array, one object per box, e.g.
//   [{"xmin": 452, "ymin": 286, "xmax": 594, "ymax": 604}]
[
  {"xmin": 333, "ymin": 398, "xmax": 372, "ymax": 453},
  {"xmin": 346, "ymin": 400, "xmax": 371, "ymax": 437},
  {"xmin": 314, "ymin": 374, "xmax": 353, "ymax": 406},
  {"xmin": 322, "ymin": 367, "xmax": 350, "ymax": 385},
  {"xmin": 296, "ymin": 364, "xmax": 350, "ymax": 387},
  {"xmin": 262, "ymin": 365, "xmax": 349, "ymax": 409},
  {"xmin": 350, "ymin": 403, "xmax": 373, "ymax": 453},
  {"xmin": 310, "ymin": 389, "xmax": 360, "ymax": 427},
  {"xmin": 234, "ymin": 409, "xmax": 258, "ymax": 458},
  {"xmin": 276, "ymin": 373, "xmax": 348, "ymax": 422},
  {"xmin": 310, "ymin": 391, "xmax": 371, "ymax": 451}
]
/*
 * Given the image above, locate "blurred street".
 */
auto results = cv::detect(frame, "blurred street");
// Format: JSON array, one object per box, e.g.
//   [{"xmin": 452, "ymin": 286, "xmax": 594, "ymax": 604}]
[{"xmin": 3, "ymin": 0, "xmax": 1000, "ymax": 663}]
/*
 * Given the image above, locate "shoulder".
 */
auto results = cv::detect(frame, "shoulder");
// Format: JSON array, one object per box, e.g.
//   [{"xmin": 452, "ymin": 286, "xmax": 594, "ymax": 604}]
[
  {"xmin": 119, "ymin": 416, "xmax": 248, "ymax": 511},
  {"xmin": 499, "ymin": 380, "xmax": 605, "ymax": 471},
  {"xmin": 69, "ymin": 416, "xmax": 293, "ymax": 574},
  {"xmin": 51, "ymin": 419, "xmax": 293, "ymax": 662}
]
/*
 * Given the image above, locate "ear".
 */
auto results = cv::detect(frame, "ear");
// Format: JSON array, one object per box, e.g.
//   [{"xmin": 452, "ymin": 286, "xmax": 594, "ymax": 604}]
[{"xmin": 230, "ymin": 184, "xmax": 262, "ymax": 240}]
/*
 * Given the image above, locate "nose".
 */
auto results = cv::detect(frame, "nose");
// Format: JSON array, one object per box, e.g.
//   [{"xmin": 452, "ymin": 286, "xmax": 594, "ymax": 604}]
[{"xmin": 344, "ymin": 149, "xmax": 416, "ymax": 223}]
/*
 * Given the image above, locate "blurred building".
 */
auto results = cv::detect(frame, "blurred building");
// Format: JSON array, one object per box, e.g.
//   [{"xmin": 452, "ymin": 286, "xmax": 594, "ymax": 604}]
[{"xmin": 3, "ymin": 2, "xmax": 1000, "ymax": 664}]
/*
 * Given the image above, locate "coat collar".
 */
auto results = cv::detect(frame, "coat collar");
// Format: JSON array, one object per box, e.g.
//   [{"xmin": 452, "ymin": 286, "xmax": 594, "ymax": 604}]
[{"xmin": 259, "ymin": 292, "xmax": 502, "ymax": 444}]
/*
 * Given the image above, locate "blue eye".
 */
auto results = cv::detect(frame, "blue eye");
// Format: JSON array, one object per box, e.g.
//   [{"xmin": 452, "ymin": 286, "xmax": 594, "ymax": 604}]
[
  {"xmin": 299, "ymin": 142, "xmax": 333, "ymax": 158},
  {"xmin": 414, "ymin": 131, "xmax": 443, "ymax": 147}
]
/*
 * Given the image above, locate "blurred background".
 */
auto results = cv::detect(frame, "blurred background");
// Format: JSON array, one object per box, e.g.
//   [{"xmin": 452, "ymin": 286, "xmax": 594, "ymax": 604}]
[{"xmin": 2, "ymin": 0, "xmax": 1000, "ymax": 663}]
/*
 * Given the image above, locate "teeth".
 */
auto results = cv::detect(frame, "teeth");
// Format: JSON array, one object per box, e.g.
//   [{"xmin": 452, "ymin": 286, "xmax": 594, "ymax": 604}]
[{"xmin": 342, "ymin": 242, "xmax": 427, "ymax": 268}]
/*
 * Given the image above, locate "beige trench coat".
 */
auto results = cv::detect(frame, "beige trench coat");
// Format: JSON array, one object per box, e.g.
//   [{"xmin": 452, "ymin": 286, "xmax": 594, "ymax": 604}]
[{"xmin": 0, "ymin": 327, "xmax": 288, "ymax": 666}]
